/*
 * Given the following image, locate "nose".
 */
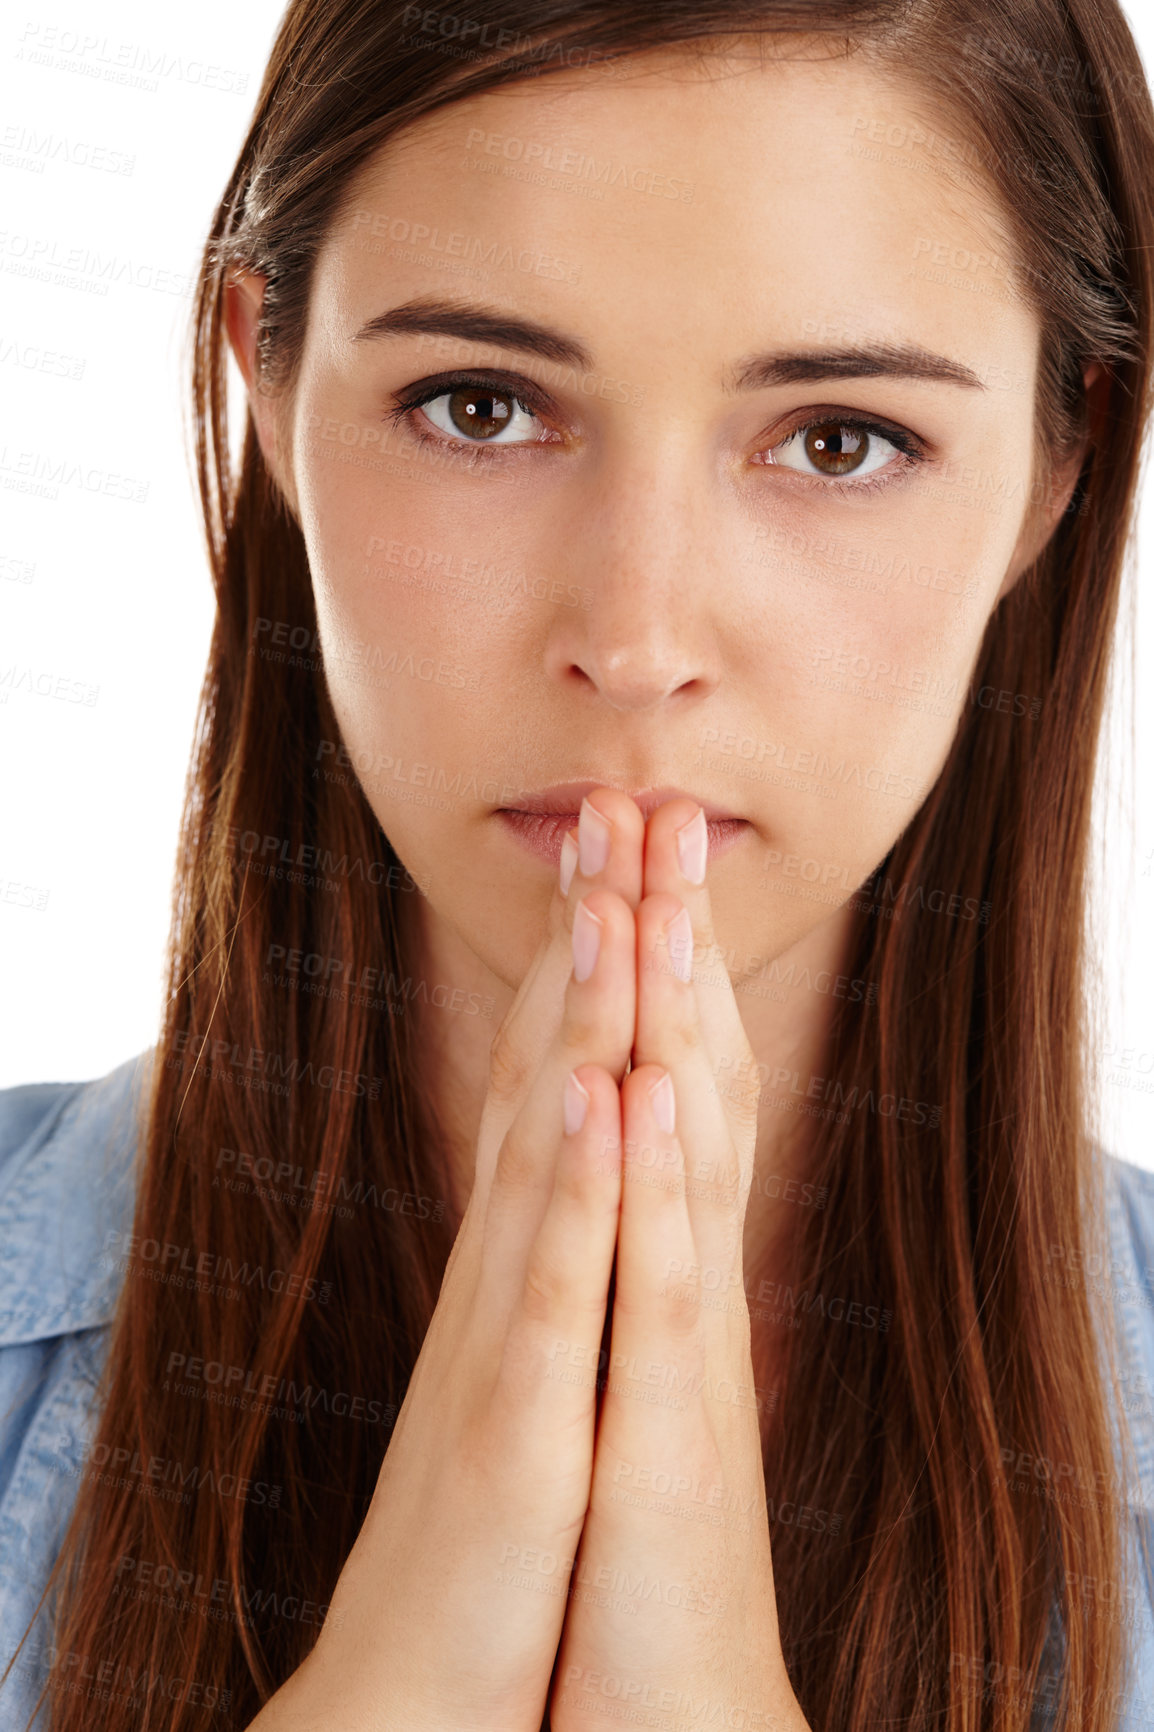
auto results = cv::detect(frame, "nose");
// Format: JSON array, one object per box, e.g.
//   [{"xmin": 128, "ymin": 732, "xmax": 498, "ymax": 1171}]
[{"xmin": 545, "ymin": 452, "xmax": 724, "ymax": 712}]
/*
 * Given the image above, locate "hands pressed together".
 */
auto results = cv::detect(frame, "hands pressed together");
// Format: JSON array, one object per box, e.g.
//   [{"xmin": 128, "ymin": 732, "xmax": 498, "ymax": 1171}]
[{"xmin": 248, "ymin": 789, "xmax": 812, "ymax": 1732}]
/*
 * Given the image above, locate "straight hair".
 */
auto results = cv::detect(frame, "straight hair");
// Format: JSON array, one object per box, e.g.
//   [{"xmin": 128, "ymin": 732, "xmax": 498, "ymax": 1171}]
[{"xmin": 11, "ymin": 2, "xmax": 1154, "ymax": 1726}]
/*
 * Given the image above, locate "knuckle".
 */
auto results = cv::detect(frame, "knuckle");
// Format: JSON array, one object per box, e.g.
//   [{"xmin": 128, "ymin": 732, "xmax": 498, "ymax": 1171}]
[
  {"xmin": 662, "ymin": 1005, "xmax": 700, "ymax": 1059},
  {"xmin": 728, "ymin": 1074, "xmax": 761, "ymax": 1128},
  {"xmin": 560, "ymin": 998, "xmax": 602, "ymax": 1057},
  {"xmin": 520, "ymin": 1245, "xmax": 568, "ymax": 1324},
  {"xmin": 615, "ymin": 1267, "xmax": 702, "ymax": 1341},
  {"xmin": 653, "ymin": 1261, "xmax": 706, "ymax": 1336},
  {"xmin": 661, "ymin": 1285, "xmax": 705, "ymax": 1341},
  {"xmin": 558, "ymin": 1134, "xmax": 621, "ymax": 1214},
  {"xmin": 492, "ymin": 1132, "xmax": 539, "ymax": 1199},
  {"xmin": 641, "ymin": 889, "xmax": 684, "ymax": 926},
  {"xmin": 454, "ymin": 1416, "xmax": 504, "ymax": 1495},
  {"xmin": 551, "ymin": 1142, "xmax": 591, "ymax": 1207},
  {"xmin": 487, "ymin": 1022, "xmax": 530, "ymax": 1106}
]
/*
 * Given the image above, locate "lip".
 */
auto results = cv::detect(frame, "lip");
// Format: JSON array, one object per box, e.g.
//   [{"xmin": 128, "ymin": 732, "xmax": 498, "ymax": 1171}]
[
  {"xmin": 495, "ymin": 783, "xmax": 749, "ymax": 868},
  {"xmin": 500, "ymin": 782, "xmax": 743, "ymax": 822}
]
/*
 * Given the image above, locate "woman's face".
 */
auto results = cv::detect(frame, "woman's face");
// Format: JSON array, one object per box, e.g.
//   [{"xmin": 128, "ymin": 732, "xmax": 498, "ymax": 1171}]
[{"xmin": 242, "ymin": 44, "xmax": 1072, "ymax": 992}]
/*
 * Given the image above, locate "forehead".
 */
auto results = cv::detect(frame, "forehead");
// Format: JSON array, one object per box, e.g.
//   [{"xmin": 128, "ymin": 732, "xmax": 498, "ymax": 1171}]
[{"xmin": 311, "ymin": 45, "xmax": 1037, "ymax": 371}]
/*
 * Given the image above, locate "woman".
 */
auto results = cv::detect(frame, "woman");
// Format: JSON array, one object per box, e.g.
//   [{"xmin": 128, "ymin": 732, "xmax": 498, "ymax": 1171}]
[{"xmin": 2, "ymin": 0, "xmax": 1154, "ymax": 1726}]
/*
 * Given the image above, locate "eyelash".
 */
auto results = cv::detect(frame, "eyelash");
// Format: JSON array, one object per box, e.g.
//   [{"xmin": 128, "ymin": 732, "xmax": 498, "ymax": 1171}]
[
  {"xmin": 384, "ymin": 372, "xmax": 557, "ymax": 460},
  {"xmin": 382, "ymin": 370, "xmax": 929, "ymax": 496}
]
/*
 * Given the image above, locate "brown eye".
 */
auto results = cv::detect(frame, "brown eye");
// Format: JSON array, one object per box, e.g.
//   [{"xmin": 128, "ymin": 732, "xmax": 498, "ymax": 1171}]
[
  {"xmin": 444, "ymin": 386, "xmax": 515, "ymax": 440},
  {"xmin": 767, "ymin": 416, "xmax": 907, "ymax": 483},
  {"xmin": 803, "ymin": 421, "xmax": 868, "ymax": 475},
  {"xmin": 409, "ymin": 381, "xmax": 545, "ymax": 448}
]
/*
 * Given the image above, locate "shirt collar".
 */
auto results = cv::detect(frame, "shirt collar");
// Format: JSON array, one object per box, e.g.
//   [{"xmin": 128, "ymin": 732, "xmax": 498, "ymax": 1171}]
[
  {"xmin": 1103, "ymin": 1148, "xmax": 1154, "ymax": 1505},
  {"xmin": 0, "ymin": 1050, "xmax": 150, "ymax": 1346}
]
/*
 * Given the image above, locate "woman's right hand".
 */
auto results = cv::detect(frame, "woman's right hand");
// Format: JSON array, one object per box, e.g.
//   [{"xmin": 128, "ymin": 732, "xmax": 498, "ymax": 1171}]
[{"xmin": 245, "ymin": 790, "xmax": 646, "ymax": 1732}]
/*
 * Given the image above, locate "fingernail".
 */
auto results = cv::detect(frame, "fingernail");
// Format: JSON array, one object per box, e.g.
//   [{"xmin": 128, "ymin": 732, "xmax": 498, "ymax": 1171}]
[
  {"xmin": 649, "ymin": 1070, "xmax": 676, "ymax": 1135},
  {"xmin": 572, "ymin": 900, "xmax": 604, "ymax": 982},
  {"xmin": 666, "ymin": 906, "xmax": 694, "ymax": 983},
  {"xmin": 675, "ymin": 808, "xmax": 707, "ymax": 885},
  {"xmin": 560, "ymin": 829, "xmax": 578, "ymax": 896},
  {"xmin": 578, "ymin": 798, "xmax": 611, "ymax": 877},
  {"xmin": 564, "ymin": 1070, "xmax": 590, "ymax": 1135}
]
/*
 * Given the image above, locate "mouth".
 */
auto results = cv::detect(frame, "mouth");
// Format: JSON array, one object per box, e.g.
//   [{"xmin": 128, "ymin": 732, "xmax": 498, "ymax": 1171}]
[{"xmin": 495, "ymin": 782, "xmax": 750, "ymax": 868}]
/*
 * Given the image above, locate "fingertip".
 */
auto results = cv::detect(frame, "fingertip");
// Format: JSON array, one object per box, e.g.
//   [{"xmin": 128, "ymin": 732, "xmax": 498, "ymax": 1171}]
[
  {"xmin": 560, "ymin": 828, "xmax": 578, "ymax": 898},
  {"xmin": 622, "ymin": 1063, "xmax": 675, "ymax": 1133},
  {"xmin": 648, "ymin": 1070, "xmax": 677, "ymax": 1136},
  {"xmin": 562, "ymin": 1069, "xmax": 590, "ymax": 1136},
  {"xmin": 563, "ymin": 1063, "xmax": 615, "ymax": 1127},
  {"xmin": 563, "ymin": 1065, "xmax": 622, "ymax": 1174}
]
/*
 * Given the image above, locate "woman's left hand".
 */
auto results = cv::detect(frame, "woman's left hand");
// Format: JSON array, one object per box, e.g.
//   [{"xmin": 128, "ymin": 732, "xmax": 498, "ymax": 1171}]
[{"xmin": 549, "ymin": 799, "xmax": 812, "ymax": 1732}]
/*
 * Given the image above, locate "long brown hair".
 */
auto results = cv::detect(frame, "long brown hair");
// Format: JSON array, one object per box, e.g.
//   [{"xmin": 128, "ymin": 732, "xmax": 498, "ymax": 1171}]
[{"xmin": 12, "ymin": 1, "xmax": 1154, "ymax": 1726}]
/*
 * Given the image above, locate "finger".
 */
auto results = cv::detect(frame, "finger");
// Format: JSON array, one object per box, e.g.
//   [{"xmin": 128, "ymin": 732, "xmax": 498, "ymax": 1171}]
[
  {"xmin": 634, "ymin": 891, "xmax": 755, "ymax": 1216},
  {"xmin": 641, "ymin": 798, "xmax": 757, "ymax": 1068},
  {"xmin": 610, "ymin": 1064, "xmax": 756, "ymax": 1455},
  {"xmin": 613, "ymin": 1062, "xmax": 697, "ymax": 1345},
  {"xmin": 475, "ymin": 788, "xmax": 646, "ymax": 1181},
  {"xmin": 495, "ymin": 1065, "xmax": 622, "ymax": 1439},
  {"xmin": 475, "ymin": 887, "xmax": 635, "ymax": 1314}
]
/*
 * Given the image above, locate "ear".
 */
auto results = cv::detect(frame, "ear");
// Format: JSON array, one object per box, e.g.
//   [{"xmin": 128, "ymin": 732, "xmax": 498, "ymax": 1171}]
[
  {"xmin": 223, "ymin": 269, "xmax": 298, "ymax": 515},
  {"xmin": 994, "ymin": 361, "xmax": 1109, "ymax": 604}
]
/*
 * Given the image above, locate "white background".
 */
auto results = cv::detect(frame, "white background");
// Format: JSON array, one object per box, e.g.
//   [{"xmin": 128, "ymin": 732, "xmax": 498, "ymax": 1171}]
[{"xmin": 1, "ymin": 1, "xmax": 1151, "ymax": 1168}]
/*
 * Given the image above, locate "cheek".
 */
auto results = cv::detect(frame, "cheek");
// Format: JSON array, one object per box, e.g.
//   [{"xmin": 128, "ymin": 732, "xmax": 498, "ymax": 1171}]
[
  {"xmin": 296, "ymin": 394, "xmax": 532, "ymax": 681},
  {"xmin": 292, "ymin": 432, "xmax": 529, "ymax": 894},
  {"xmin": 718, "ymin": 484, "xmax": 1024, "ymax": 917},
  {"xmin": 297, "ymin": 430, "xmax": 486, "ymax": 702}
]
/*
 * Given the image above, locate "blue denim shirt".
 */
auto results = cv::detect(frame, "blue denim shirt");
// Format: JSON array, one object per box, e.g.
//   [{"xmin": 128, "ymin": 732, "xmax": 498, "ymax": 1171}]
[{"xmin": 1, "ymin": 1054, "xmax": 1153, "ymax": 1728}]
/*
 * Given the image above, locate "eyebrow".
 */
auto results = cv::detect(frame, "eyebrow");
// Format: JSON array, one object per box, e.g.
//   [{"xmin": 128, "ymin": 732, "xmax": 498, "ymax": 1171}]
[
  {"xmin": 354, "ymin": 298, "xmax": 590, "ymax": 368},
  {"xmin": 352, "ymin": 296, "xmax": 988, "ymax": 391}
]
